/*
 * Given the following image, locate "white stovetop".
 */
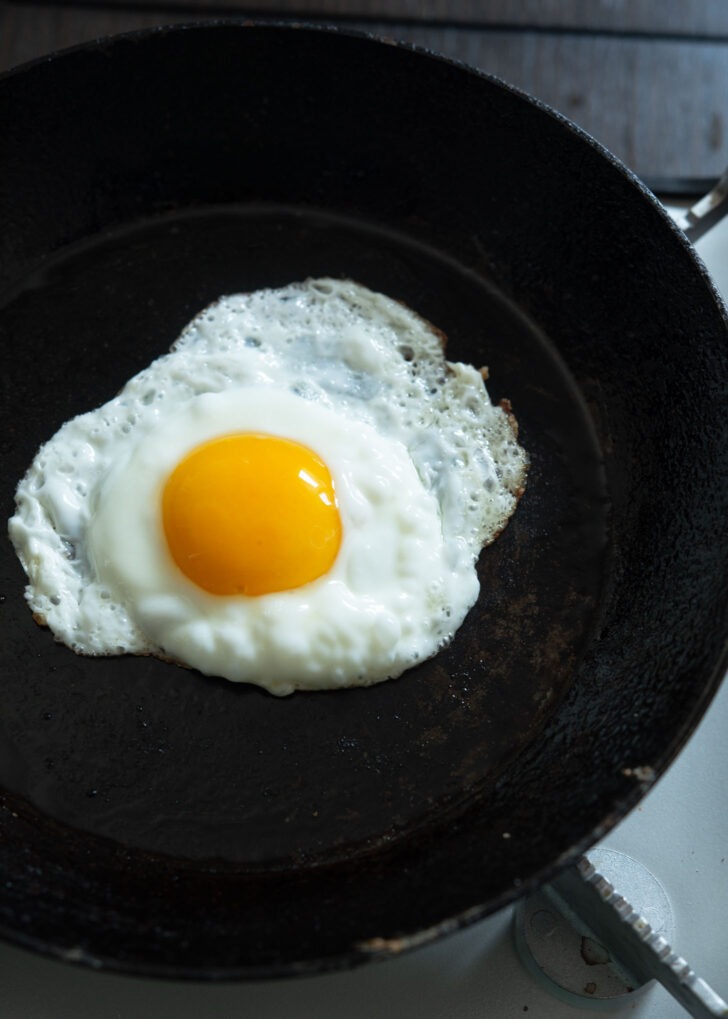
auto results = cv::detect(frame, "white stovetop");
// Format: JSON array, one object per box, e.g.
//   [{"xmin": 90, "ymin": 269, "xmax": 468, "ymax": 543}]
[{"xmin": 2, "ymin": 207, "xmax": 726, "ymax": 1019}]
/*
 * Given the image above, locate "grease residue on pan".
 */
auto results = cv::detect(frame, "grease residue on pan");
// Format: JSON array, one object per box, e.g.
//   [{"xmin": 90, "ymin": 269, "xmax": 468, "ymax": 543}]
[{"xmin": 0, "ymin": 204, "xmax": 610, "ymax": 865}]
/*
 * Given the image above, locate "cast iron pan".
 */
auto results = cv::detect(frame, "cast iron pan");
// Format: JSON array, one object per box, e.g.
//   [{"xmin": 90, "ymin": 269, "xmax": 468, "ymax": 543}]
[{"xmin": 1, "ymin": 23, "xmax": 727, "ymax": 978}]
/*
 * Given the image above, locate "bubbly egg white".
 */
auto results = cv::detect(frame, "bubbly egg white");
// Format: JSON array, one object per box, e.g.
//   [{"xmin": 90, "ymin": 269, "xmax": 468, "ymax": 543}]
[{"xmin": 9, "ymin": 278, "xmax": 528, "ymax": 695}]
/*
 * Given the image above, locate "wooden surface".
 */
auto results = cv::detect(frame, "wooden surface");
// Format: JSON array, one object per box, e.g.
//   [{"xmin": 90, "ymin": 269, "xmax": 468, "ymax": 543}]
[{"xmin": 1, "ymin": 0, "xmax": 727, "ymax": 185}]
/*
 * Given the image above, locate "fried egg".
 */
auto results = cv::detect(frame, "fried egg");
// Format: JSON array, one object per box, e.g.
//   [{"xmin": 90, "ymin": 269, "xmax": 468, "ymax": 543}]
[{"xmin": 8, "ymin": 279, "xmax": 527, "ymax": 695}]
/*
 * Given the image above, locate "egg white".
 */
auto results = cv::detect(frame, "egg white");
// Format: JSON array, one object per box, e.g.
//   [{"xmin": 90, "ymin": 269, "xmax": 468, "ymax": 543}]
[{"xmin": 8, "ymin": 278, "xmax": 528, "ymax": 695}]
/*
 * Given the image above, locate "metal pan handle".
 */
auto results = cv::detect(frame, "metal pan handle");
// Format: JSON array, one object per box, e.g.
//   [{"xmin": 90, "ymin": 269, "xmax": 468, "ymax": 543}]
[
  {"xmin": 546, "ymin": 857, "xmax": 728, "ymax": 1017},
  {"xmin": 667, "ymin": 169, "xmax": 728, "ymax": 243},
  {"xmin": 644, "ymin": 169, "xmax": 728, "ymax": 300}
]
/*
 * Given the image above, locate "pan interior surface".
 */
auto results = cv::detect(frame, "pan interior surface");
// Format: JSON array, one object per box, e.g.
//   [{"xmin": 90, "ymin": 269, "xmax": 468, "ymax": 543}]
[
  {"xmin": 1, "ymin": 202, "xmax": 608, "ymax": 865},
  {"xmin": 1, "ymin": 23, "xmax": 727, "ymax": 978}
]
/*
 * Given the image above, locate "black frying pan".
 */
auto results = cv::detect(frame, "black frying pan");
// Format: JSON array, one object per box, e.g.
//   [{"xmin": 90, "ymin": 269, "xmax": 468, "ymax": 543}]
[{"xmin": 1, "ymin": 23, "xmax": 727, "ymax": 979}]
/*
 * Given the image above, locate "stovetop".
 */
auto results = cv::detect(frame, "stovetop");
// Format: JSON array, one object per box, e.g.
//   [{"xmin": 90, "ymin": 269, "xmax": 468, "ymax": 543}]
[{"xmin": 1, "ymin": 204, "xmax": 726, "ymax": 1019}]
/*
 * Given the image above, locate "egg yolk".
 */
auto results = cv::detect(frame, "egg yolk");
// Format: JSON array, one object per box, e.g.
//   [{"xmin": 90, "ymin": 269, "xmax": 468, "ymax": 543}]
[{"xmin": 162, "ymin": 433, "xmax": 342, "ymax": 596}]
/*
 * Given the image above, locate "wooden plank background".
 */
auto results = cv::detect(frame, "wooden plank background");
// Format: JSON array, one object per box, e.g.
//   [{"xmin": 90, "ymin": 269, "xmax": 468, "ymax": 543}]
[{"xmin": 1, "ymin": 0, "xmax": 727, "ymax": 184}]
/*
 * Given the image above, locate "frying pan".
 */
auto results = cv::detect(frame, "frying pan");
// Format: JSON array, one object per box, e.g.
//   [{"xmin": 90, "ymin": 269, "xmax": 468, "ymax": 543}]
[{"xmin": 1, "ymin": 22, "xmax": 727, "ymax": 979}]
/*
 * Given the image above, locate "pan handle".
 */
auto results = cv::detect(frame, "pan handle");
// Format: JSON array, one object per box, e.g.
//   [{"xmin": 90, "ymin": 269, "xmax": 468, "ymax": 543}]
[
  {"xmin": 544, "ymin": 856, "xmax": 728, "ymax": 1017},
  {"xmin": 668, "ymin": 169, "xmax": 728, "ymax": 244},
  {"xmin": 677, "ymin": 170, "xmax": 725, "ymax": 245}
]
